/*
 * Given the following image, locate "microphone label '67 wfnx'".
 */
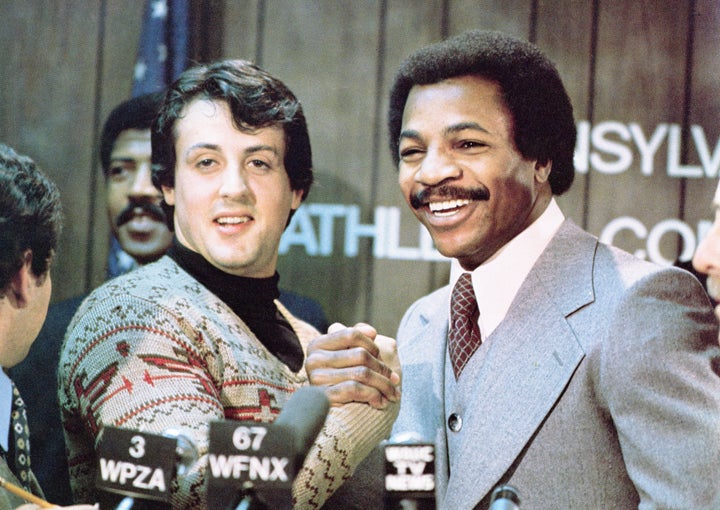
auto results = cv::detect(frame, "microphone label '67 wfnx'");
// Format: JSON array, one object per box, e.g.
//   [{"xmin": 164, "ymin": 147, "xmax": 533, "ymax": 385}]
[
  {"xmin": 207, "ymin": 420, "xmax": 298, "ymax": 509},
  {"xmin": 208, "ymin": 454, "xmax": 289, "ymax": 481}
]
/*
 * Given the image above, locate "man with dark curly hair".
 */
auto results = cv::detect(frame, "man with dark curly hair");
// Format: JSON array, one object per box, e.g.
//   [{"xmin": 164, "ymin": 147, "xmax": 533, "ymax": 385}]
[
  {"xmin": 58, "ymin": 60, "xmax": 400, "ymax": 510},
  {"xmin": 389, "ymin": 30, "xmax": 720, "ymax": 508}
]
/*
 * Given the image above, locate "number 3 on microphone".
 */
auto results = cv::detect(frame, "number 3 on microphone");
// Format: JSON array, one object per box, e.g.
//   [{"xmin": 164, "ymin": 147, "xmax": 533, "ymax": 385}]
[
  {"xmin": 128, "ymin": 435, "xmax": 146, "ymax": 459},
  {"xmin": 232, "ymin": 426, "xmax": 267, "ymax": 451}
]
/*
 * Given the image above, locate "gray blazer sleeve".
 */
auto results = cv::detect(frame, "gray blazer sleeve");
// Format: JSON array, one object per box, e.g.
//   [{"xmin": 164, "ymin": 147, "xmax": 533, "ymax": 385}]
[{"xmin": 594, "ymin": 267, "xmax": 720, "ymax": 509}]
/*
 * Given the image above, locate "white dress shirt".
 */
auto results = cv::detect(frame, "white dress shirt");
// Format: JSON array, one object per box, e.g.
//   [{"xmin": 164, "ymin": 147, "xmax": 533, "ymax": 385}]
[{"xmin": 449, "ymin": 198, "xmax": 565, "ymax": 339}]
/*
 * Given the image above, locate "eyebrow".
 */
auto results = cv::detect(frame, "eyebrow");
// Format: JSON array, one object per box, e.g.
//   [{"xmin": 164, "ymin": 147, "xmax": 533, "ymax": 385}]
[
  {"xmin": 184, "ymin": 143, "xmax": 220, "ymax": 158},
  {"xmin": 244, "ymin": 144, "xmax": 281, "ymax": 156},
  {"xmin": 399, "ymin": 121, "xmax": 491, "ymax": 142},
  {"xmin": 183, "ymin": 143, "xmax": 281, "ymax": 158}
]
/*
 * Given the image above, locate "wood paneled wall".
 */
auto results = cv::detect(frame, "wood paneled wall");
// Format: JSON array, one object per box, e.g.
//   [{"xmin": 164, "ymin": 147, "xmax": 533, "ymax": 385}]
[{"xmin": 1, "ymin": 1, "xmax": 718, "ymax": 336}]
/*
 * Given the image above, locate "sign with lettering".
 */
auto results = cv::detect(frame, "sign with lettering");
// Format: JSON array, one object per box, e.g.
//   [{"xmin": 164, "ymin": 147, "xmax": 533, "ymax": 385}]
[
  {"xmin": 384, "ymin": 442, "xmax": 436, "ymax": 508},
  {"xmin": 95, "ymin": 426, "xmax": 176, "ymax": 502},
  {"xmin": 207, "ymin": 421, "xmax": 296, "ymax": 509}
]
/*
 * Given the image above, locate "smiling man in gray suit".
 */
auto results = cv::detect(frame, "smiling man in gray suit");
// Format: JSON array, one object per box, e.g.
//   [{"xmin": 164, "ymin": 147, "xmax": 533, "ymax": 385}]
[{"xmin": 387, "ymin": 30, "xmax": 720, "ymax": 509}]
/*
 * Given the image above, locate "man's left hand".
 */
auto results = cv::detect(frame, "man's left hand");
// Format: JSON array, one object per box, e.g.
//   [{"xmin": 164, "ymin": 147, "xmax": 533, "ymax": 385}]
[{"xmin": 305, "ymin": 322, "xmax": 401, "ymax": 410}]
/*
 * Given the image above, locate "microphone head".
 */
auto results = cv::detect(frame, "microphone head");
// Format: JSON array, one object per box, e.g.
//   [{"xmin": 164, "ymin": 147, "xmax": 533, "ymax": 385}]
[
  {"xmin": 489, "ymin": 484, "xmax": 521, "ymax": 510},
  {"xmin": 386, "ymin": 431, "xmax": 426, "ymax": 445},
  {"xmin": 274, "ymin": 385, "xmax": 330, "ymax": 458},
  {"xmin": 205, "ymin": 386, "xmax": 330, "ymax": 509},
  {"xmin": 162, "ymin": 428, "xmax": 199, "ymax": 478}
]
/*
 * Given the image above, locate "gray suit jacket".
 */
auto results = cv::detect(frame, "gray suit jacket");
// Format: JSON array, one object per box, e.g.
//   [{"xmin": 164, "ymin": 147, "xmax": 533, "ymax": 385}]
[
  {"xmin": 393, "ymin": 220, "xmax": 720, "ymax": 509},
  {"xmin": 0, "ymin": 456, "xmax": 44, "ymax": 509}
]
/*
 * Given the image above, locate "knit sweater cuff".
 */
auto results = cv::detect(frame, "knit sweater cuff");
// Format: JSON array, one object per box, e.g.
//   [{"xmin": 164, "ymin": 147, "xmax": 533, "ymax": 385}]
[{"xmin": 292, "ymin": 400, "xmax": 399, "ymax": 509}]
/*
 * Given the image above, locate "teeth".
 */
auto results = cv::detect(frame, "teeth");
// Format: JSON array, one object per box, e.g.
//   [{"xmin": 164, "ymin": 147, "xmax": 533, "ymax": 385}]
[
  {"xmin": 428, "ymin": 199, "xmax": 471, "ymax": 214},
  {"xmin": 217, "ymin": 216, "xmax": 250, "ymax": 225}
]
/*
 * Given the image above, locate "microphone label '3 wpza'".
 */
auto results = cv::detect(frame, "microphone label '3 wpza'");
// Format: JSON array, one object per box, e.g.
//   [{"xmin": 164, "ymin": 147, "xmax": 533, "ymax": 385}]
[{"xmin": 95, "ymin": 426, "xmax": 176, "ymax": 502}]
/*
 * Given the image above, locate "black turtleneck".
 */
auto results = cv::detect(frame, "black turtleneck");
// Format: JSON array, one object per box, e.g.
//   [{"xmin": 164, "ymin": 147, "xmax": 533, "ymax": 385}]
[{"xmin": 167, "ymin": 238, "xmax": 304, "ymax": 372}]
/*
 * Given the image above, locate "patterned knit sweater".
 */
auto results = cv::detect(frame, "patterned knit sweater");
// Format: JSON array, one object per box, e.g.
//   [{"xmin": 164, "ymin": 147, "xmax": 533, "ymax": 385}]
[{"xmin": 57, "ymin": 256, "xmax": 398, "ymax": 509}]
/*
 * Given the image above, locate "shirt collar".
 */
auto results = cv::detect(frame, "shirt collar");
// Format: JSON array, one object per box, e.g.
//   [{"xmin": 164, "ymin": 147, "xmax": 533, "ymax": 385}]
[
  {"xmin": 0, "ymin": 371, "xmax": 13, "ymax": 452},
  {"xmin": 449, "ymin": 198, "xmax": 565, "ymax": 339},
  {"xmin": 107, "ymin": 236, "xmax": 139, "ymax": 279}
]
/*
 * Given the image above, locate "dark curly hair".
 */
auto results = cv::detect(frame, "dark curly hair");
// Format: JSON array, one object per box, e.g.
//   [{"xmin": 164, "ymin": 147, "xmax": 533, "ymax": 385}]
[
  {"xmin": 0, "ymin": 143, "xmax": 63, "ymax": 296},
  {"xmin": 388, "ymin": 30, "xmax": 576, "ymax": 195},
  {"xmin": 99, "ymin": 92, "xmax": 165, "ymax": 177},
  {"xmin": 151, "ymin": 59, "xmax": 313, "ymax": 202}
]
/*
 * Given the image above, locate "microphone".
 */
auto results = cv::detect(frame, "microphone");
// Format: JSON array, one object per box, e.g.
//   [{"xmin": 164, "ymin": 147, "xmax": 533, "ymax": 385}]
[
  {"xmin": 489, "ymin": 484, "xmax": 521, "ymax": 510},
  {"xmin": 94, "ymin": 426, "xmax": 199, "ymax": 509},
  {"xmin": 383, "ymin": 432, "xmax": 436, "ymax": 510},
  {"xmin": 206, "ymin": 385, "xmax": 330, "ymax": 510},
  {"xmin": 161, "ymin": 427, "xmax": 200, "ymax": 479},
  {"xmin": 272, "ymin": 385, "xmax": 330, "ymax": 464}
]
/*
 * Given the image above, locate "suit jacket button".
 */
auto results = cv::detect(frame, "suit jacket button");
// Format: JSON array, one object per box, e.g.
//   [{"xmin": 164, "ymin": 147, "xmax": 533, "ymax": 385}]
[{"xmin": 448, "ymin": 413, "xmax": 462, "ymax": 432}]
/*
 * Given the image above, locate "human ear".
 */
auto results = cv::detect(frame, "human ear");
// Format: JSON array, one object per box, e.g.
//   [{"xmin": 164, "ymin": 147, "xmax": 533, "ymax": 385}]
[
  {"xmin": 534, "ymin": 159, "xmax": 552, "ymax": 183},
  {"xmin": 9, "ymin": 251, "xmax": 33, "ymax": 308},
  {"xmin": 290, "ymin": 188, "xmax": 303, "ymax": 210},
  {"xmin": 161, "ymin": 185, "xmax": 175, "ymax": 206}
]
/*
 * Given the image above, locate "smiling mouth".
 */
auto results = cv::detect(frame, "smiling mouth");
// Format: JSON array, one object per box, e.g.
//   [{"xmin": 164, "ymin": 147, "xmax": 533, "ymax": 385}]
[
  {"xmin": 216, "ymin": 216, "xmax": 251, "ymax": 225},
  {"xmin": 410, "ymin": 185, "xmax": 489, "ymax": 212},
  {"xmin": 427, "ymin": 199, "xmax": 472, "ymax": 216}
]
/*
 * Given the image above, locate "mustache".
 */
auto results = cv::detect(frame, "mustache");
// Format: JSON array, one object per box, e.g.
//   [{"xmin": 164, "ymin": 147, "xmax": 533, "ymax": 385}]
[
  {"xmin": 409, "ymin": 185, "xmax": 490, "ymax": 210},
  {"xmin": 116, "ymin": 198, "xmax": 167, "ymax": 227}
]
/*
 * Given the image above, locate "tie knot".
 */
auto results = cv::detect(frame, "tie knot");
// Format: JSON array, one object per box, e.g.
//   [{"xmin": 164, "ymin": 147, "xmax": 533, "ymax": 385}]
[
  {"xmin": 452, "ymin": 273, "xmax": 476, "ymax": 313},
  {"xmin": 455, "ymin": 272, "xmax": 473, "ymax": 291}
]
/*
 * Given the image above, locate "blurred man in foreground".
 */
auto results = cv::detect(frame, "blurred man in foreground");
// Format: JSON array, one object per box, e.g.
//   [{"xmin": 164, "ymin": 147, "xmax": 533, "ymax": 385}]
[
  {"xmin": 0, "ymin": 143, "xmax": 96, "ymax": 510},
  {"xmin": 9, "ymin": 93, "xmax": 169, "ymax": 505}
]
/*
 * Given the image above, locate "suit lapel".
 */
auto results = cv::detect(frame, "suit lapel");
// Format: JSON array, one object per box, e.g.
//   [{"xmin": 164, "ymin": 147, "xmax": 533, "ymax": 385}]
[
  {"xmin": 446, "ymin": 221, "xmax": 597, "ymax": 508},
  {"xmin": 393, "ymin": 285, "xmax": 452, "ymax": 501}
]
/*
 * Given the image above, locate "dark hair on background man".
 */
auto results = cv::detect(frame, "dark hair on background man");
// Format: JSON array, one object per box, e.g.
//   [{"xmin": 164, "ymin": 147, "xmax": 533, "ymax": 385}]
[
  {"xmin": 99, "ymin": 91, "xmax": 165, "ymax": 176},
  {"xmin": 151, "ymin": 59, "xmax": 314, "ymax": 200},
  {"xmin": 388, "ymin": 29, "xmax": 576, "ymax": 195},
  {"xmin": 0, "ymin": 143, "xmax": 63, "ymax": 295}
]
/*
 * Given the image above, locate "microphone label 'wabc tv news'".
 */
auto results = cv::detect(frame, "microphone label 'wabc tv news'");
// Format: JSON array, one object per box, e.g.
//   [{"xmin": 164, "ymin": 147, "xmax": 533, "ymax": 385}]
[{"xmin": 385, "ymin": 442, "xmax": 436, "ymax": 508}]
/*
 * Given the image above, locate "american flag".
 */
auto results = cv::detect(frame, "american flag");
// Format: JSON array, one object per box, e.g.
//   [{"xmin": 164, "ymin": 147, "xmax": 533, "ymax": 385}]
[{"xmin": 131, "ymin": 0, "xmax": 190, "ymax": 97}]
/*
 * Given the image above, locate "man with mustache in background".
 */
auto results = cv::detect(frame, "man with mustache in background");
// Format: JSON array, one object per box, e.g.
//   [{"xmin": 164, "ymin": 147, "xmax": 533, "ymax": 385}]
[{"xmin": 102, "ymin": 92, "xmax": 174, "ymax": 278}]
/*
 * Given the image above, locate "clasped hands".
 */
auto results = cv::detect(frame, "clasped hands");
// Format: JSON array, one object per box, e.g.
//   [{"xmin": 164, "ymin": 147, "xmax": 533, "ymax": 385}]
[{"xmin": 305, "ymin": 323, "xmax": 401, "ymax": 410}]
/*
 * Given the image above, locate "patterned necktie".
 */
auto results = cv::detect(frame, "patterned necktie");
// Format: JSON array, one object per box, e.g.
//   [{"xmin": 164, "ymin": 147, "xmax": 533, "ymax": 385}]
[
  {"xmin": 9, "ymin": 381, "xmax": 31, "ymax": 489},
  {"xmin": 448, "ymin": 273, "xmax": 482, "ymax": 378}
]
